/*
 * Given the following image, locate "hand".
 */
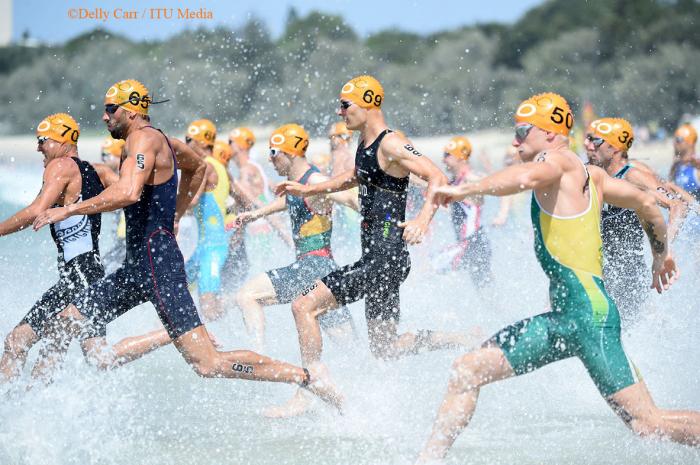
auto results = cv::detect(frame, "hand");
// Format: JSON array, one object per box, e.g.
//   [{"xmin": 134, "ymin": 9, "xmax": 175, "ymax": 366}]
[
  {"xmin": 33, "ymin": 206, "xmax": 71, "ymax": 231},
  {"xmin": 173, "ymin": 219, "xmax": 180, "ymax": 236},
  {"xmin": 429, "ymin": 184, "xmax": 464, "ymax": 207},
  {"xmin": 274, "ymin": 181, "xmax": 310, "ymax": 197},
  {"xmin": 650, "ymin": 252, "xmax": 679, "ymax": 293},
  {"xmin": 398, "ymin": 218, "xmax": 429, "ymax": 245}
]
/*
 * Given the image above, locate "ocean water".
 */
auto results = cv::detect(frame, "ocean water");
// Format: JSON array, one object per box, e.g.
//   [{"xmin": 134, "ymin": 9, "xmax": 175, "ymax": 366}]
[{"xmin": 0, "ymin": 155, "xmax": 698, "ymax": 465}]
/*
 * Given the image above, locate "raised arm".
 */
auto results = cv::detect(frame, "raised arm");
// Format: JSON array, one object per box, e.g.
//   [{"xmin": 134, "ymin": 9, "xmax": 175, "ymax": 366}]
[
  {"xmin": 432, "ymin": 157, "xmax": 563, "ymax": 204},
  {"xmin": 0, "ymin": 160, "xmax": 71, "ymax": 236},
  {"xmin": 33, "ymin": 135, "xmax": 159, "ymax": 230},
  {"xmin": 275, "ymin": 169, "xmax": 357, "ymax": 198},
  {"xmin": 169, "ymin": 137, "xmax": 206, "ymax": 223},
  {"xmin": 599, "ymin": 170, "xmax": 677, "ymax": 293},
  {"xmin": 626, "ymin": 168, "xmax": 688, "ymax": 242}
]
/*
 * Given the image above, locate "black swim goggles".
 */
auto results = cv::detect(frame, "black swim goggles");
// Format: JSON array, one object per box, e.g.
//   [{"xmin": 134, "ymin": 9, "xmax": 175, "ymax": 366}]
[
  {"xmin": 339, "ymin": 100, "xmax": 352, "ymax": 111},
  {"xmin": 514, "ymin": 124, "xmax": 534, "ymax": 143},
  {"xmin": 269, "ymin": 148, "xmax": 283, "ymax": 158},
  {"xmin": 37, "ymin": 136, "xmax": 49, "ymax": 145},
  {"xmin": 585, "ymin": 134, "xmax": 605, "ymax": 148}
]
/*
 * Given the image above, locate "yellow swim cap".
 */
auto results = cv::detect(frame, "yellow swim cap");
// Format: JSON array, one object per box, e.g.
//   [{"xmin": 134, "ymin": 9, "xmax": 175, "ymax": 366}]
[
  {"xmin": 444, "ymin": 136, "xmax": 472, "ymax": 160},
  {"xmin": 269, "ymin": 124, "xmax": 309, "ymax": 158},
  {"xmin": 515, "ymin": 92, "xmax": 573, "ymax": 136},
  {"xmin": 229, "ymin": 127, "xmax": 255, "ymax": 150},
  {"xmin": 675, "ymin": 123, "xmax": 697, "ymax": 145},
  {"xmin": 329, "ymin": 121, "xmax": 352, "ymax": 139},
  {"xmin": 104, "ymin": 79, "xmax": 151, "ymax": 115},
  {"xmin": 101, "ymin": 136, "xmax": 124, "ymax": 158},
  {"xmin": 340, "ymin": 75, "xmax": 384, "ymax": 109},
  {"xmin": 212, "ymin": 140, "xmax": 233, "ymax": 164},
  {"xmin": 36, "ymin": 113, "xmax": 80, "ymax": 145},
  {"xmin": 589, "ymin": 118, "xmax": 634, "ymax": 151},
  {"xmin": 187, "ymin": 119, "xmax": 217, "ymax": 148}
]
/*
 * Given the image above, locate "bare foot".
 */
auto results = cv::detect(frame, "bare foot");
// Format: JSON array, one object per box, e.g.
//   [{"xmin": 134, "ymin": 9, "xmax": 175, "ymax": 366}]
[
  {"xmin": 304, "ymin": 362, "xmax": 344, "ymax": 414},
  {"xmin": 262, "ymin": 388, "xmax": 313, "ymax": 418}
]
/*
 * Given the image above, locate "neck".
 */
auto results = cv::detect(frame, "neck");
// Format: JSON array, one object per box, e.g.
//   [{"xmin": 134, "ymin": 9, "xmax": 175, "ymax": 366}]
[
  {"xmin": 681, "ymin": 150, "xmax": 696, "ymax": 163},
  {"xmin": 607, "ymin": 156, "xmax": 627, "ymax": 176},
  {"xmin": 237, "ymin": 151, "xmax": 250, "ymax": 165},
  {"xmin": 123, "ymin": 116, "xmax": 149, "ymax": 138},
  {"xmin": 360, "ymin": 111, "xmax": 388, "ymax": 147},
  {"xmin": 289, "ymin": 158, "xmax": 311, "ymax": 181}
]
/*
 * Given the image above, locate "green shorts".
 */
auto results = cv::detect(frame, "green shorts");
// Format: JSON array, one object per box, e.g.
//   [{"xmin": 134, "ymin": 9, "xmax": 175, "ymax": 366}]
[{"xmin": 491, "ymin": 307, "xmax": 640, "ymax": 397}]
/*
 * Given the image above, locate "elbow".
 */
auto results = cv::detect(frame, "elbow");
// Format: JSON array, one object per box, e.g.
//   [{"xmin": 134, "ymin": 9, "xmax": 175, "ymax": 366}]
[{"xmin": 516, "ymin": 172, "xmax": 539, "ymax": 191}]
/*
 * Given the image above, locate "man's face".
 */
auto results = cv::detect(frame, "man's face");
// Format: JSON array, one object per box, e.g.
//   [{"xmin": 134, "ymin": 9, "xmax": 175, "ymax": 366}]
[
  {"xmin": 584, "ymin": 133, "xmax": 614, "ymax": 167},
  {"xmin": 103, "ymin": 105, "xmax": 127, "ymax": 140},
  {"xmin": 673, "ymin": 136, "xmax": 692, "ymax": 158},
  {"xmin": 269, "ymin": 149, "xmax": 292, "ymax": 177},
  {"xmin": 329, "ymin": 134, "xmax": 346, "ymax": 150},
  {"xmin": 442, "ymin": 153, "xmax": 461, "ymax": 174},
  {"xmin": 37, "ymin": 137, "xmax": 63, "ymax": 168},
  {"xmin": 337, "ymin": 99, "xmax": 365, "ymax": 131},
  {"xmin": 512, "ymin": 124, "xmax": 546, "ymax": 162}
]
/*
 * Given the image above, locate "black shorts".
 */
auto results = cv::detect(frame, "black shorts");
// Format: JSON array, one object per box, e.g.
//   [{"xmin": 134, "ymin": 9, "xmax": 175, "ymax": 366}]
[
  {"xmin": 322, "ymin": 249, "xmax": 411, "ymax": 322},
  {"xmin": 73, "ymin": 230, "xmax": 202, "ymax": 339},
  {"xmin": 20, "ymin": 251, "xmax": 104, "ymax": 338},
  {"xmin": 267, "ymin": 254, "xmax": 353, "ymax": 329}
]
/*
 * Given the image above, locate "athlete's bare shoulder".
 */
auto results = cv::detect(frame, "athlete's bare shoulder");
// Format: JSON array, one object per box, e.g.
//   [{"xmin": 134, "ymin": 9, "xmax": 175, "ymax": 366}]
[{"xmin": 44, "ymin": 156, "xmax": 78, "ymax": 178}]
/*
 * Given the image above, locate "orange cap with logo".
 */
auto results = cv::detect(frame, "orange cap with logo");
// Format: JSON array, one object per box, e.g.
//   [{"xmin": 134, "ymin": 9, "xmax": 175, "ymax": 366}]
[
  {"xmin": 515, "ymin": 92, "xmax": 573, "ymax": 136},
  {"xmin": 212, "ymin": 140, "xmax": 233, "ymax": 164},
  {"xmin": 269, "ymin": 124, "xmax": 309, "ymax": 157},
  {"xmin": 589, "ymin": 118, "xmax": 635, "ymax": 151},
  {"xmin": 444, "ymin": 136, "xmax": 472, "ymax": 160},
  {"xmin": 340, "ymin": 75, "xmax": 384, "ymax": 110},
  {"xmin": 229, "ymin": 127, "xmax": 255, "ymax": 150},
  {"xmin": 187, "ymin": 119, "xmax": 217, "ymax": 148},
  {"xmin": 104, "ymin": 79, "xmax": 151, "ymax": 115},
  {"xmin": 36, "ymin": 113, "xmax": 80, "ymax": 145},
  {"xmin": 329, "ymin": 121, "xmax": 352, "ymax": 139},
  {"xmin": 101, "ymin": 136, "xmax": 125, "ymax": 158},
  {"xmin": 675, "ymin": 123, "xmax": 697, "ymax": 145}
]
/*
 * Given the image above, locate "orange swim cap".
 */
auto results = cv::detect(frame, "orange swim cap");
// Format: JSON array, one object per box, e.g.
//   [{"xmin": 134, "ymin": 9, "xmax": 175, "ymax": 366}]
[
  {"xmin": 675, "ymin": 123, "xmax": 697, "ymax": 145},
  {"xmin": 269, "ymin": 124, "xmax": 309, "ymax": 158},
  {"xmin": 589, "ymin": 118, "xmax": 634, "ymax": 151},
  {"xmin": 101, "ymin": 136, "xmax": 124, "ymax": 158},
  {"xmin": 187, "ymin": 119, "xmax": 217, "ymax": 148},
  {"xmin": 36, "ymin": 113, "xmax": 80, "ymax": 145},
  {"xmin": 340, "ymin": 75, "xmax": 384, "ymax": 109},
  {"xmin": 515, "ymin": 92, "xmax": 573, "ymax": 136},
  {"xmin": 444, "ymin": 136, "xmax": 472, "ymax": 160},
  {"xmin": 212, "ymin": 140, "xmax": 233, "ymax": 164},
  {"xmin": 329, "ymin": 121, "xmax": 352, "ymax": 139},
  {"xmin": 228, "ymin": 127, "xmax": 255, "ymax": 150},
  {"xmin": 104, "ymin": 79, "xmax": 151, "ymax": 115}
]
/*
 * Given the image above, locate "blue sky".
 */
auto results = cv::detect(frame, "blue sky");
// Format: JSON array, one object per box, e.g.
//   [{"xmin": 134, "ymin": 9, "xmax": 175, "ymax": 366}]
[{"xmin": 13, "ymin": 0, "xmax": 543, "ymax": 44}]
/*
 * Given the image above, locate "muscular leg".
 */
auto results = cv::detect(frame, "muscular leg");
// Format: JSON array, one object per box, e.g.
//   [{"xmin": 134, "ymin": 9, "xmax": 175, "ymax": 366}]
[
  {"xmin": 30, "ymin": 304, "xmax": 85, "ymax": 383},
  {"xmin": 0, "ymin": 324, "xmax": 39, "ymax": 382},
  {"xmin": 79, "ymin": 328, "xmax": 172, "ymax": 369},
  {"xmin": 608, "ymin": 381, "xmax": 700, "ymax": 446},
  {"xmin": 265, "ymin": 282, "xmax": 341, "ymax": 419},
  {"xmin": 290, "ymin": 281, "xmax": 340, "ymax": 366},
  {"xmin": 235, "ymin": 273, "xmax": 280, "ymax": 352},
  {"xmin": 173, "ymin": 325, "xmax": 343, "ymax": 411},
  {"xmin": 368, "ymin": 320, "xmax": 483, "ymax": 360},
  {"xmin": 416, "ymin": 346, "xmax": 515, "ymax": 464}
]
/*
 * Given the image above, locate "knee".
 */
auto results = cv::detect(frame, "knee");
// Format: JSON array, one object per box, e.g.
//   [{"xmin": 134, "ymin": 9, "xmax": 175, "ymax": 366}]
[
  {"xmin": 190, "ymin": 356, "xmax": 221, "ymax": 378},
  {"xmin": 291, "ymin": 297, "xmax": 313, "ymax": 319},
  {"xmin": 4, "ymin": 328, "xmax": 33, "ymax": 356},
  {"xmin": 449, "ymin": 353, "xmax": 487, "ymax": 391}
]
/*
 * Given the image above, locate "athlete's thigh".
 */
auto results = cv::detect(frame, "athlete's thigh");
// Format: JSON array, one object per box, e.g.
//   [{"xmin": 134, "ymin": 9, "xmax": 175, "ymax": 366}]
[
  {"xmin": 294, "ymin": 279, "xmax": 339, "ymax": 319},
  {"xmin": 576, "ymin": 324, "xmax": 639, "ymax": 398},
  {"xmin": 488, "ymin": 312, "xmax": 572, "ymax": 377},
  {"xmin": 240, "ymin": 272, "xmax": 278, "ymax": 305}
]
